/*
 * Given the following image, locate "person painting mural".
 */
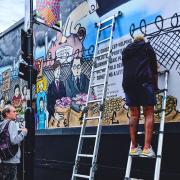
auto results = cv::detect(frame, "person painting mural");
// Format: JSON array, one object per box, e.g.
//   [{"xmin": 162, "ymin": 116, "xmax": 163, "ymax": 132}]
[{"xmin": 122, "ymin": 35, "xmax": 158, "ymax": 157}]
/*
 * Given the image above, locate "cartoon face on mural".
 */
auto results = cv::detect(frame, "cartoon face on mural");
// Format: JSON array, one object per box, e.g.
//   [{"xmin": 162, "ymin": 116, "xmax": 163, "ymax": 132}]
[
  {"xmin": 40, "ymin": 98, "xmax": 45, "ymax": 110},
  {"xmin": 14, "ymin": 85, "xmax": 20, "ymax": 97},
  {"xmin": 38, "ymin": 82, "xmax": 44, "ymax": 92},
  {"xmin": 22, "ymin": 85, "xmax": 28, "ymax": 100},
  {"xmin": 71, "ymin": 57, "xmax": 82, "ymax": 77}
]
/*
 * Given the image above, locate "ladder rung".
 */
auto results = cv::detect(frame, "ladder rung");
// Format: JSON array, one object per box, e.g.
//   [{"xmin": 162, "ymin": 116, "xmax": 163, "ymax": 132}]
[
  {"xmin": 88, "ymin": 99, "xmax": 103, "ymax": 103},
  {"xmin": 85, "ymin": 116, "xmax": 100, "ymax": 120},
  {"xmin": 126, "ymin": 178, "xmax": 144, "ymax": 180},
  {"xmin": 99, "ymin": 16, "xmax": 114, "ymax": 25},
  {"xmin": 90, "ymin": 82, "xmax": 104, "ymax": 87},
  {"xmin": 74, "ymin": 174, "xmax": 90, "ymax": 179},
  {"xmin": 137, "ymin": 131, "xmax": 158, "ymax": 135},
  {"xmin": 137, "ymin": 131, "xmax": 145, "ymax": 135},
  {"xmin": 158, "ymin": 70, "xmax": 169, "ymax": 75},
  {"xmin": 154, "ymin": 109, "xmax": 165, "ymax": 113},
  {"xmin": 81, "ymin": 135, "xmax": 96, "ymax": 138},
  {"xmin": 93, "ymin": 66, "xmax": 107, "ymax": 72},
  {"xmin": 156, "ymin": 89, "xmax": 167, "ymax": 94},
  {"xmin": 139, "ymin": 154, "xmax": 156, "ymax": 159},
  {"xmin": 97, "ymin": 11, "xmax": 122, "ymax": 25},
  {"xmin": 98, "ymin": 37, "xmax": 110, "ymax": 44},
  {"xmin": 95, "ymin": 51, "xmax": 108, "ymax": 58},
  {"xmin": 130, "ymin": 154, "xmax": 156, "ymax": 159},
  {"xmin": 100, "ymin": 24, "xmax": 112, "ymax": 31},
  {"xmin": 78, "ymin": 154, "xmax": 93, "ymax": 158}
]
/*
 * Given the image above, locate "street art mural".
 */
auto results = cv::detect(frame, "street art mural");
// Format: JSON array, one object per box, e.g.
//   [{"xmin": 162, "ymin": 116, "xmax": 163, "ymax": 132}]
[
  {"xmin": 33, "ymin": 0, "xmax": 180, "ymax": 129},
  {"xmin": 1, "ymin": 0, "xmax": 180, "ymax": 130},
  {"xmin": 0, "ymin": 23, "xmax": 28, "ymax": 129}
]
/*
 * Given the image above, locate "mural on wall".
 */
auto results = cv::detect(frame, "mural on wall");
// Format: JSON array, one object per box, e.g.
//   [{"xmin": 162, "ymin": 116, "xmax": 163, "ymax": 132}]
[
  {"xmin": 32, "ymin": 0, "xmax": 180, "ymax": 128},
  {"xmin": 1, "ymin": 0, "xmax": 180, "ymax": 130},
  {"xmin": 0, "ymin": 24, "xmax": 28, "ymax": 129},
  {"xmin": 32, "ymin": 0, "xmax": 180, "ymax": 129}
]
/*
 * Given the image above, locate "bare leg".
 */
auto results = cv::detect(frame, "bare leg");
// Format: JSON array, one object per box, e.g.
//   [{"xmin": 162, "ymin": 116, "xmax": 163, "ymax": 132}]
[
  {"xmin": 143, "ymin": 106, "xmax": 154, "ymax": 149},
  {"xmin": 129, "ymin": 106, "xmax": 140, "ymax": 148}
]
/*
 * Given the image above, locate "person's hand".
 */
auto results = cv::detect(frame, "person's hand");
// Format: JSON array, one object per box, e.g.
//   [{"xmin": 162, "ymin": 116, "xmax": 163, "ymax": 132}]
[{"xmin": 21, "ymin": 128, "xmax": 28, "ymax": 134}]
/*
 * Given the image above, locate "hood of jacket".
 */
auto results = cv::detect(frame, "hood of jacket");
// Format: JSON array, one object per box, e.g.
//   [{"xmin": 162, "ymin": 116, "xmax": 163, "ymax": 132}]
[
  {"xmin": 123, "ymin": 40, "xmax": 148, "ymax": 60},
  {"xmin": 0, "ymin": 119, "xmax": 9, "ymax": 133}
]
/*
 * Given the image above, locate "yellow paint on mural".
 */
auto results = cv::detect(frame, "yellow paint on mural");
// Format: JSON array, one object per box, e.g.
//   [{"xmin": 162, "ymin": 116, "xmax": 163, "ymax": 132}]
[{"xmin": 36, "ymin": 75, "xmax": 47, "ymax": 93}]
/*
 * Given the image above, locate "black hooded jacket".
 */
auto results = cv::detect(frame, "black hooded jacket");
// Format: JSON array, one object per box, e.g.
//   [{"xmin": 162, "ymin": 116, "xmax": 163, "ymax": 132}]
[{"xmin": 122, "ymin": 40, "xmax": 158, "ymax": 92}]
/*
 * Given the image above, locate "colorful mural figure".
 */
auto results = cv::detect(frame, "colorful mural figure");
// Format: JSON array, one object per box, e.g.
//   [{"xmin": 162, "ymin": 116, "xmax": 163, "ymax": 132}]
[
  {"xmin": 22, "ymin": 85, "xmax": 28, "ymax": 101},
  {"xmin": 47, "ymin": 60, "xmax": 66, "ymax": 121},
  {"xmin": 12, "ymin": 84, "xmax": 22, "ymax": 110},
  {"xmin": 36, "ymin": 77, "xmax": 47, "ymax": 113},
  {"xmin": 65, "ymin": 57, "xmax": 89, "ymax": 98},
  {"xmin": 37, "ymin": 97, "xmax": 47, "ymax": 129}
]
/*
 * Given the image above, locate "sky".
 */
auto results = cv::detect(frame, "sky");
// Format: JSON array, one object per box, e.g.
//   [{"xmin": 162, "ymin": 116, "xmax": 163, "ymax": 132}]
[{"xmin": 0, "ymin": 0, "xmax": 36, "ymax": 33}]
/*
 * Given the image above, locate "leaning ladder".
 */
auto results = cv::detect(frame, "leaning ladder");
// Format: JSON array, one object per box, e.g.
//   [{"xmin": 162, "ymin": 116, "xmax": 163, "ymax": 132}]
[
  {"xmin": 71, "ymin": 11, "xmax": 122, "ymax": 180},
  {"xmin": 125, "ymin": 70, "xmax": 169, "ymax": 180}
]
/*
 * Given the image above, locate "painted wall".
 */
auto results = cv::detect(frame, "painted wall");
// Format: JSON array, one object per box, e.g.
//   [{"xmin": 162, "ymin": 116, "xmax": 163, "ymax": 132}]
[
  {"xmin": 0, "ymin": 23, "xmax": 29, "ymax": 129},
  {"xmin": 1, "ymin": 0, "xmax": 180, "ymax": 130}
]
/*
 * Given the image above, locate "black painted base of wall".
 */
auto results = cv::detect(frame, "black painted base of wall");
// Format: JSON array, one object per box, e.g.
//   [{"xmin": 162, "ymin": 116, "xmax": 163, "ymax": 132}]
[{"xmin": 34, "ymin": 123, "xmax": 180, "ymax": 180}]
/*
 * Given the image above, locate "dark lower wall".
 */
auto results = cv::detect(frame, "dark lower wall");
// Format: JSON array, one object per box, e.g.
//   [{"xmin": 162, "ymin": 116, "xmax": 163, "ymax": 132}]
[{"xmin": 34, "ymin": 123, "xmax": 180, "ymax": 180}]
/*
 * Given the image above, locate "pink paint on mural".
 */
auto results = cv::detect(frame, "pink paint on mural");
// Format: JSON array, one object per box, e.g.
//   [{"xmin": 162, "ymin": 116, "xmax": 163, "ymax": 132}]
[{"xmin": 36, "ymin": 0, "xmax": 60, "ymax": 27}]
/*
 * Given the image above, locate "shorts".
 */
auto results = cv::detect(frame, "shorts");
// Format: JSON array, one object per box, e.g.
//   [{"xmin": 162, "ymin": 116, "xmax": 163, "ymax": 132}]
[{"xmin": 125, "ymin": 83, "xmax": 157, "ymax": 106}]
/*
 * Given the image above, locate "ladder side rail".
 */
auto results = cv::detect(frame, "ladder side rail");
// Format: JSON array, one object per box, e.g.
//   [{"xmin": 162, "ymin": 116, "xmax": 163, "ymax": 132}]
[
  {"xmin": 89, "ymin": 16, "xmax": 116, "ymax": 179},
  {"xmin": 71, "ymin": 116, "xmax": 91, "ymax": 180},
  {"xmin": 71, "ymin": 24, "xmax": 101, "ymax": 180},
  {"xmin": 75, "ymin": 22, "xmax": 101, "ymax": 156},
  {"xmin": 87, "ymin": 25, "xmax": 101, "ymax": 102},
  {"xmin": 92, "ymin": 15, "xmax": 115, "ymax": 161},
  {"xmin": 125, "ymin": 142, "xmax": 133, "ymax": 179},
  {"xmin": 154, "ymin": 71, "xmax": 169, "ymax": 180}
]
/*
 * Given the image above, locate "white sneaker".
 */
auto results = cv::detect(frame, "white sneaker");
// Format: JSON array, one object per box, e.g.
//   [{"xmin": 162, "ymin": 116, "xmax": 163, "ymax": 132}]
[
  {"xmin": 141, "ymin": 146, "xmax": 155, "ymax": 158},
  {"xmin": 130, "ymin": 145, "xmax": 142, "ymax": 156}
]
